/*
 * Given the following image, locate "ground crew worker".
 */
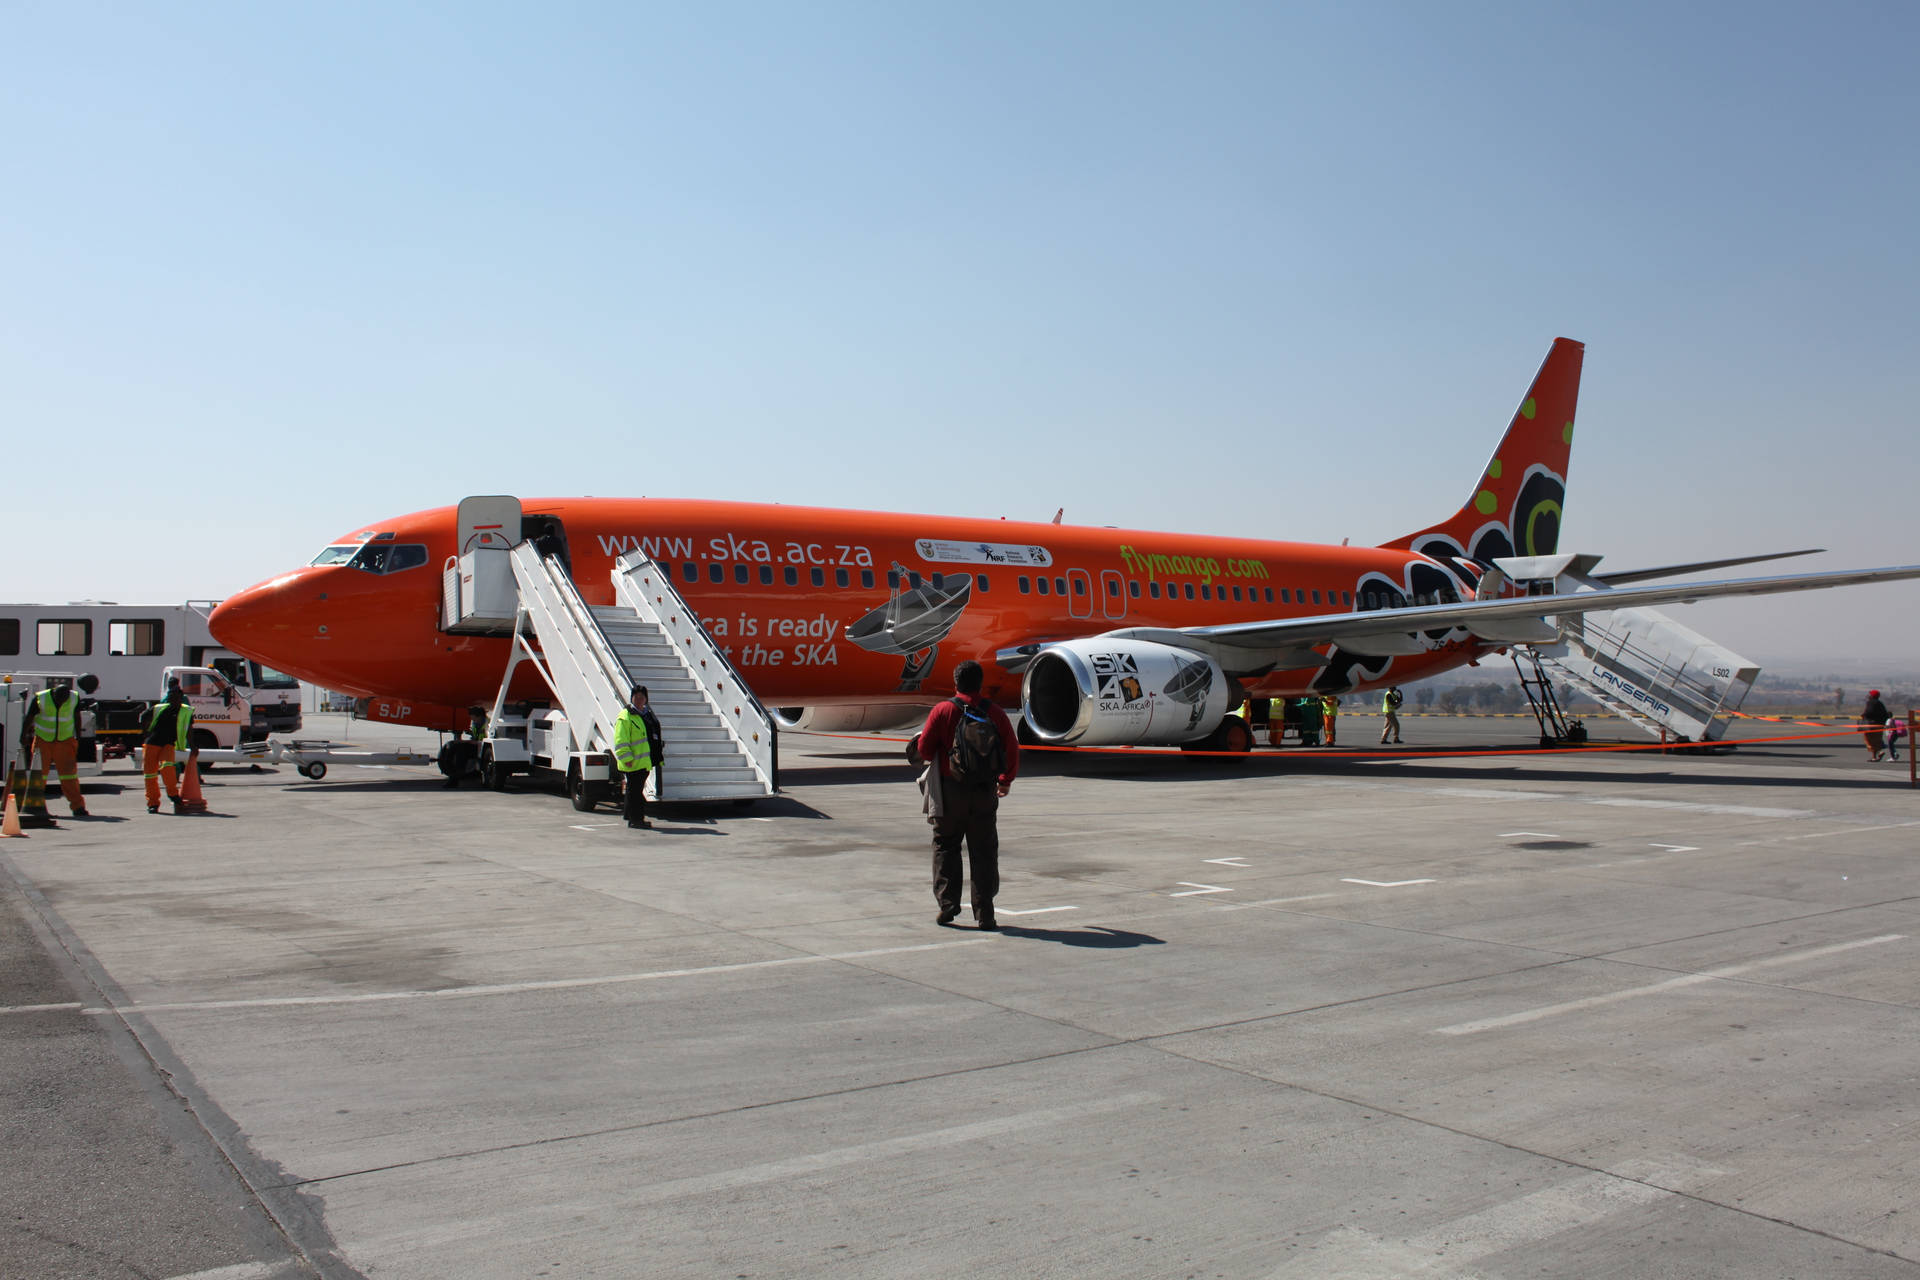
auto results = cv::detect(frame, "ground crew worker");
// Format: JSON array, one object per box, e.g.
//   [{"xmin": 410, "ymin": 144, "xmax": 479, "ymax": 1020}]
[
  {"xmin": 1380, "ymin": 685, "xmax": 1404, "ymax": 744},
  {"xmin": 1321, "ymin": 693, "xmax": 1340, "ymax": 746},
  {"xmin": 1295, "ymin": 696, "xmax": 1323, "ymax": 746},
  {"xmin": 613, "ymin": 686, "xmax": 657, "ymax": 829},
  {"xmin": 467, "ymin": 704, "xmax": 489, "ymax": 740},
  {"xmin": 142, "ymin": 683, "xmax": 195, "ymax": 813},
  {"xmin": 27, "ymin": 678, "xmax": 90, "ymax": 818}
]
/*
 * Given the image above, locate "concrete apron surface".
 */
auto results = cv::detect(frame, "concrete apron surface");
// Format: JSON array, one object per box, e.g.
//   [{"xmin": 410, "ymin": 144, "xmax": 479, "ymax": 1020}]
[{"xmin": 5, "ymin": 720, "xmax": 1920, "ymax": 1279}]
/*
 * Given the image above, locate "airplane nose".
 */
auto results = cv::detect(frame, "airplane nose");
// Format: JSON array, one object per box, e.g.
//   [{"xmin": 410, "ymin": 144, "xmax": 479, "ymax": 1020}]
[{"xmin": 210, "ymin": 571, "xmax": 322, "ymax": 664}]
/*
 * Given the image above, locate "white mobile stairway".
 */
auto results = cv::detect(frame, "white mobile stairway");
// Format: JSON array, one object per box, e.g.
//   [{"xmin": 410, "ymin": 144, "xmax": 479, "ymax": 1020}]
[
  {"xmin": 1531, "ymin": 604, "xmax": 1760, "ymax": 744},
  {"xmin": 472, "ymin": 540, "xmax": 778, "ymax": 805}
]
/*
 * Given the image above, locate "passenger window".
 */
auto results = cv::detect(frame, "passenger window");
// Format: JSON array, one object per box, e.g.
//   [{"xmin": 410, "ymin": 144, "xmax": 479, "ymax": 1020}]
[
  {"xmin": 861, "ymin": 569, "xmax": 874, "ymax": 589},
  {"xmin": 1073, "ymin": 577, "xmax": 1086, "ymax": 596},
  {"xmin": 1183, "ymin": 583, "xmax": 1195, "ymax": 600},
  {"xmin": 1312, "ymin": 590, "xmax": 1322, "ymax": 605},
  {"xmin": 811, "ymin": 567, "xmax": 825, "ymax": 587},
  {"xmin": 1264, "ymin": 587, "xmax": 1273, "ymax": 603},
  {"xmin": 735, "ymin": 564, "xmax": 750, "ymax": 585},
  {"xmin": 109, "ymin": 619, "xmax": 165, "ymax": 656},
  {"xmin": 1200, "ymin": 584, "xmax": 1211, "ymax": 600},
  {"xmin": 760, "ymin": 565, "xmax": 774, "ymax": 585},
  {"xmin": 1232, "ymin": 586, "xmax": 1242, "ymax": 601},
  {"xmin": 1343, "ymin": 591, "xmax": 1353, "ymax": 606},
  {"xmin": 1106, "ymin": 579, "xmax": 1119, "ymax": 596},
  {"xmin": 1149, "ymin": 582, "xmax": 1161, "ymax": 599},
  {"xmin": 1280, "ymin": 588, "xmax": 1290, "ymax": 603},
  {"xmin": 1018, "ymin": 575, "xmax": 1031, "ymax": 593},
  {"xmin": 1129, "ymin": 581, "xmax": 1140, "ymax": 598},
  {"xmin": 835, "ymin": 568, "xmax": 849, "ymax": 587},
  {"xmin": 709, "ymin": 563, "xmax": 725, "ymax": 584},
  {"xmin": 975, "ymin": 574, "xmax": 988, "ymax": 592},
  {"xmin": 1053, "ymin": 577, "xmax": 1067, "ymax": 595},
  {"xmin": 784, "ymin": 566, "xmax": 798, "ymax": 586},
  {"xmin": 37, "ymin": 620, "xmax": 91, "ymax": 656},
  {"xmin": 683, "ymin": 562, "xmax": 699, "ymax": 583},
  {"xmin": 1037, "ymin": 577, "xmax": 1050, "ymax": 596}
]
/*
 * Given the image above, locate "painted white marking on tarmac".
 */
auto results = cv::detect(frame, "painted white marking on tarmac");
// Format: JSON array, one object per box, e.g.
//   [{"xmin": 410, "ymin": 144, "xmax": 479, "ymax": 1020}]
[
  {"xmin": 0, "ymin": 1001, "xmax": 85, "ymax": 1018},
  {"xmin": 1590, "ymin": 797, "xmax": 1808, "ymax": 818},
  {"xmin": 369, "ymin": 1093, "xmax": 1160, "ymax": 1254},
  {"xmin": 1745, "ymin": 819, "xmax": 1920, "ymax": 845},
  {"xmin": 1500, "ymin": 831, "xmax": 1562, "ymax": 838},
  {"xmin": 77, "ymin": 939, "xmax": 997, "ymax": 1018},
  {"xmin": 1649, "ymin": 842, "xmax": 1699, "ymax": 852},
  {"xmin": 1171, "ymin": 882, "xmax": 1231, "ymax": 896},
  {"xmin": 1204, "ymin": 856, "xmax": 1251, "ymax": 867},
  {"xmin": 161, "ymin": 1262, "xmax": 295, "ymax": 1280},
  {"xmin": 613, "ymin": 1093, "xmax": 1156, "ymax": 1205},
  {"xmin": 1435, "ymin": 934, "xmax": 1905, "ymax": 1036},
  {"xmin": 1264, "ymin": 1170, "xmax": 1668, "ymax": 1277},
  {"xmin": 1341, "ymin": 878, "xmax": 1437, "ymax": 887},
  {"xmin": 1248, "ymin": 893, "xmax": 1338, "ymax": 906},
  {"xmin": 997, "ymin": 906, "xmax": 1079, "ymax": 916}
]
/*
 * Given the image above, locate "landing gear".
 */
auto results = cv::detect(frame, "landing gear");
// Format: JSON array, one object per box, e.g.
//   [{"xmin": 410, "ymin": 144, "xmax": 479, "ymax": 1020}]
[{"xmin": 1182, "ymin": 715, "xmax": 1254, "ymax": 753}]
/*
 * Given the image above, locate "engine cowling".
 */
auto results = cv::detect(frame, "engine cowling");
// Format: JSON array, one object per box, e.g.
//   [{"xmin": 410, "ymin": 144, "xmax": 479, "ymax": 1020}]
[
  {"xmin": 1021, "ymin": 639, "xmax": 1229, "ymax": 746},
  {"xmin": 772, "ymin": 704, "xmax": 930, "ymax": 733}
]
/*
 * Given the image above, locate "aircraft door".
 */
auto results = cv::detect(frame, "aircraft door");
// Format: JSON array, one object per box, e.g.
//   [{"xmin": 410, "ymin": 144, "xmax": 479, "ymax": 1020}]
[
  {"xmin": 1067, "ymin": 569, "xmax": 1093, "ymax": 620},
  {"xmin": 522, "ymin": 514, "xmax": 571, "ymax": 576},
  {"xmin": 1100, "ymin": 570, "xmax": 1126, "ymax": 621}
]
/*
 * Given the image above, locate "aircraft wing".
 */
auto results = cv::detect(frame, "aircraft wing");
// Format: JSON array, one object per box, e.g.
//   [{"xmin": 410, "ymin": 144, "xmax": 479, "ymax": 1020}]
[{"xmin": 1090, "ymin": 563, "xmax": 1920, "ymax": 673}]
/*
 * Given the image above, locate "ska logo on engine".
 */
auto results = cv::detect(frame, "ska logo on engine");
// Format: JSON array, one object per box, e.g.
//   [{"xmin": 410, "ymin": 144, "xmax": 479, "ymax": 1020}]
[{"xmin": 1092, "ymin": 653, "xmax": 1144, "ymax": 704}]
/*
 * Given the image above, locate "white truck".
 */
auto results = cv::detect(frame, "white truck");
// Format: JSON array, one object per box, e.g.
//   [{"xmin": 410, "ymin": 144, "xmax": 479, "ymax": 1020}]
[{"xmin": 0, "ymin": 601, "xmax": 300, "ymax": 754}]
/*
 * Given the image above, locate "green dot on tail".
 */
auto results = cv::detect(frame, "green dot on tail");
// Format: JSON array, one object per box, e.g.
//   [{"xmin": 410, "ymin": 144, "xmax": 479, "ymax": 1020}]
[
  {"xmin": 1488, "ymin": 459, "xmax": 1503, "ymax": 480},
  {"xmin": 1562, "ymin": 421, "xmax": 1574, "ymax": 444},
  {"xmin": 1474, "ymin": 489, "xmax": 1498, "ymax": 515},
  {"xmin": 1520, "ymin": 398, "xmax": 1537, "ymax": 420}
]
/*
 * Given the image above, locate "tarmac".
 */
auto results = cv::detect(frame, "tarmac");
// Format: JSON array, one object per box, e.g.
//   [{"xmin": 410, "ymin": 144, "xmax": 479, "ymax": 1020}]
[{"xmin": 4, "ymin": 710, "xmax": 1919, "ymax": 1279}]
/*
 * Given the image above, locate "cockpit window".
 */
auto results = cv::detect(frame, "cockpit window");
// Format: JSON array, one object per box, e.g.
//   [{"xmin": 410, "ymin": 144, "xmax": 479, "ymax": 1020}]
[
  {"xmin": 310, "ymin": 543, "xmax": 429, "ymax": 573},
  {"xmin": 347, "ymin": 543, "xmax": 429, "ymax": 574}
]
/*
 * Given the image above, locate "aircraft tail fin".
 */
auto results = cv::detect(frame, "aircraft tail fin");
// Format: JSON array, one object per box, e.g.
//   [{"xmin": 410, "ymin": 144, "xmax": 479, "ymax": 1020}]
[{"xmin": 1382, "ymin": 337, "xmax": 1584, "ymax": 564}]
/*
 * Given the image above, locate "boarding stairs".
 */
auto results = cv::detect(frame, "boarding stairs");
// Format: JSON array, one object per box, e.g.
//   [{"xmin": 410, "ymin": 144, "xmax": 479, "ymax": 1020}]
[
  {"xmin": 501, "ymin": 544, "xmax": 777, "ymax": 801},
  {"xmin": 1525, "ymin": 604, "xmax": 1760, "ymax": 744}
]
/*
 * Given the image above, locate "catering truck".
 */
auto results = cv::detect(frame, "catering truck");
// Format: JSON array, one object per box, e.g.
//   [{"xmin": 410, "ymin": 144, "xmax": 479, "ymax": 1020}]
[{"xmin": 0, "ymin": 601, "xmax": 302, "ymax": 750}]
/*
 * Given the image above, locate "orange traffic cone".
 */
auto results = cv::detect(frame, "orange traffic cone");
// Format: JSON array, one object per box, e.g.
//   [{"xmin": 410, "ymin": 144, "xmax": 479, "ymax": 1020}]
[
  {"xmin": 179, "ymin": 752, "xmax": 210, "ymax": 812},
  {"xmin": 20, "ymin": 767, "xmax": 55, "ymax": 827},
  {"xmin": 2, "ymin": 785, "xmax": 23, "ymax": 838}
]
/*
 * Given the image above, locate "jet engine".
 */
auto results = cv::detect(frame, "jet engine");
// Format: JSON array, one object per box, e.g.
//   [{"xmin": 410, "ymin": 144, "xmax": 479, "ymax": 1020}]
[
  {"xmin": 772, "ymin": 704, "xmax": 930, "ymax": 733},
  {"xmin": 1021, "ymin": 639, "xmax": 1229, "ymax": 746}
]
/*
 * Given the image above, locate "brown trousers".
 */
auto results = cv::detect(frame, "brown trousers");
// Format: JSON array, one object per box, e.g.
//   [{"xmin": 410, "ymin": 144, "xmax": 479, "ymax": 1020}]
[{"xmin": 34, "ymin": 737, "xmax": 86, "ymax": 813}]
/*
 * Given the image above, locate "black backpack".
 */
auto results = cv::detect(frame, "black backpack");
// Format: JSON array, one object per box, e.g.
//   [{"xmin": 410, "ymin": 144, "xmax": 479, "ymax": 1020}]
[{"xmin": 947, "ymin": 698, "xmax": 1005, "ymax": 787}]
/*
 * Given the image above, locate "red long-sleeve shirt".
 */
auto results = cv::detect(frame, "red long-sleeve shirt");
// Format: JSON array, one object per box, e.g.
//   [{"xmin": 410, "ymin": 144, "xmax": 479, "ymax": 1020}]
[{"xmin": 917, "ymin": 695, "xmax": 1021, "ymax": 786}]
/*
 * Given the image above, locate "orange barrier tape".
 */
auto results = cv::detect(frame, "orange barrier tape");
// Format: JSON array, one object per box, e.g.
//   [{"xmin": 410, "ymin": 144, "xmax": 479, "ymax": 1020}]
[{"xmin": 803, "ymin": 723, "xmax": 1874, "ymax": 762}]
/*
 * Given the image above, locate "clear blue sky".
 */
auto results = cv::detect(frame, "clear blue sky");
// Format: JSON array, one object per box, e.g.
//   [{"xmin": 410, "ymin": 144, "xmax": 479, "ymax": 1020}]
[{"xmin": 7, "ymin": 1, "xmax": 1916, "ymax": 667}]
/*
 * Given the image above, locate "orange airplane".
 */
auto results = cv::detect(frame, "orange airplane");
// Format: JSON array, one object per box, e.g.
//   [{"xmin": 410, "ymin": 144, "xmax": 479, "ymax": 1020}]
[{"xmin": 210, "ymin": 339, "xmax": 1919, "ymax": 749}]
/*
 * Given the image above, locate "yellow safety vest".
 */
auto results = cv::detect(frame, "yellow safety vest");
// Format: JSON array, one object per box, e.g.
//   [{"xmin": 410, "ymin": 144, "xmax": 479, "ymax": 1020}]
[
  {"xmin": 33, "ymin": 690, "xmax": 79, "ymax": 741},
  {"xmin": 146, "ymin": 700, "xmax": 195, "ymax": 751},
  {"xmin": 612, "ymin": 709, "xmax": 654, "ymax": 773}
]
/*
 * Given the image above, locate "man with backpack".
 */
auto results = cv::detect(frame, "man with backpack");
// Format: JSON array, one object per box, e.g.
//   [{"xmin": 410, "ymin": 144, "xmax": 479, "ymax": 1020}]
[{"xmin": 915, "ymin": 660, "xmax": 1020, "ymax": 930}]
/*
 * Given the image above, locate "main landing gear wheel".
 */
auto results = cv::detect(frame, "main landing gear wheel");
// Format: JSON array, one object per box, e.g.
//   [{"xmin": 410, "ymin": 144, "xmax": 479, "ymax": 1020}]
[
  {"xmin": 480, "ymin": 747, "xmax": 509, "ymax": 791},
  {"xmin": 298, "ymin": 761, "xmax": 327, "ymax": 780}
]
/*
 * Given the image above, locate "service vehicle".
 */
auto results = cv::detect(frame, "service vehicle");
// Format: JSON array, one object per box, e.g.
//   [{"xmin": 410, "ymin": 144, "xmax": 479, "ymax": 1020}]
[{"xmin": 0, "ymin": 600, "xmax": 303, "ymax": 750}]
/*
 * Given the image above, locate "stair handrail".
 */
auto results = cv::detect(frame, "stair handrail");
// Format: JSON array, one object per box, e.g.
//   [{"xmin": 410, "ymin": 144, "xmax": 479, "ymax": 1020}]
[
  {"xmin": 610, "ymin": 550, "xmax": 777, "ymax": 792},
  {"xmin": 508, "ymin": 544, "xmax": 631, "ymax": 753}
]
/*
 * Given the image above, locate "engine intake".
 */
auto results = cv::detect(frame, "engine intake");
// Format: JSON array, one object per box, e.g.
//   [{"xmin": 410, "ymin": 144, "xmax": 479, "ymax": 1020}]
[{"xmin": 1021, "ymin": 639, "xmax": 1229, "ymax": 746}]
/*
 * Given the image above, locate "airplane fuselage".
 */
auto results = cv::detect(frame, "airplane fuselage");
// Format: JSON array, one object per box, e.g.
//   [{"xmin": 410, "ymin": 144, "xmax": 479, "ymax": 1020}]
[{"xmin": 211, "ymin": 497, "xmax": 1490, "ymax": 712}]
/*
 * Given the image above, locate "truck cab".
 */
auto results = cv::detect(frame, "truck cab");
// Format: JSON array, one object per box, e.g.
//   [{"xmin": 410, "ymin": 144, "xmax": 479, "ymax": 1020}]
[
  {"xmin": 161, "ymin": 666, "xmax": 251, "ymax": 751},
  {"xmin": 199, "ymin": 649, "xmax": 303, "ymax": 738}
]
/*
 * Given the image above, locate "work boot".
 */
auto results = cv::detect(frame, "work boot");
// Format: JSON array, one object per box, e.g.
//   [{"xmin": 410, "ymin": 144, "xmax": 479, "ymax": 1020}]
[
  {"xmin": 170, "ymin": 795, "xmax": 184, "ymax": 813},
  {"xmin": 148, "ymin": 804, "xmax": 160, "ymax": 814},
  {"xmin": 937, "ymin": 905, "xmax": 959, "ymax": 926}
]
